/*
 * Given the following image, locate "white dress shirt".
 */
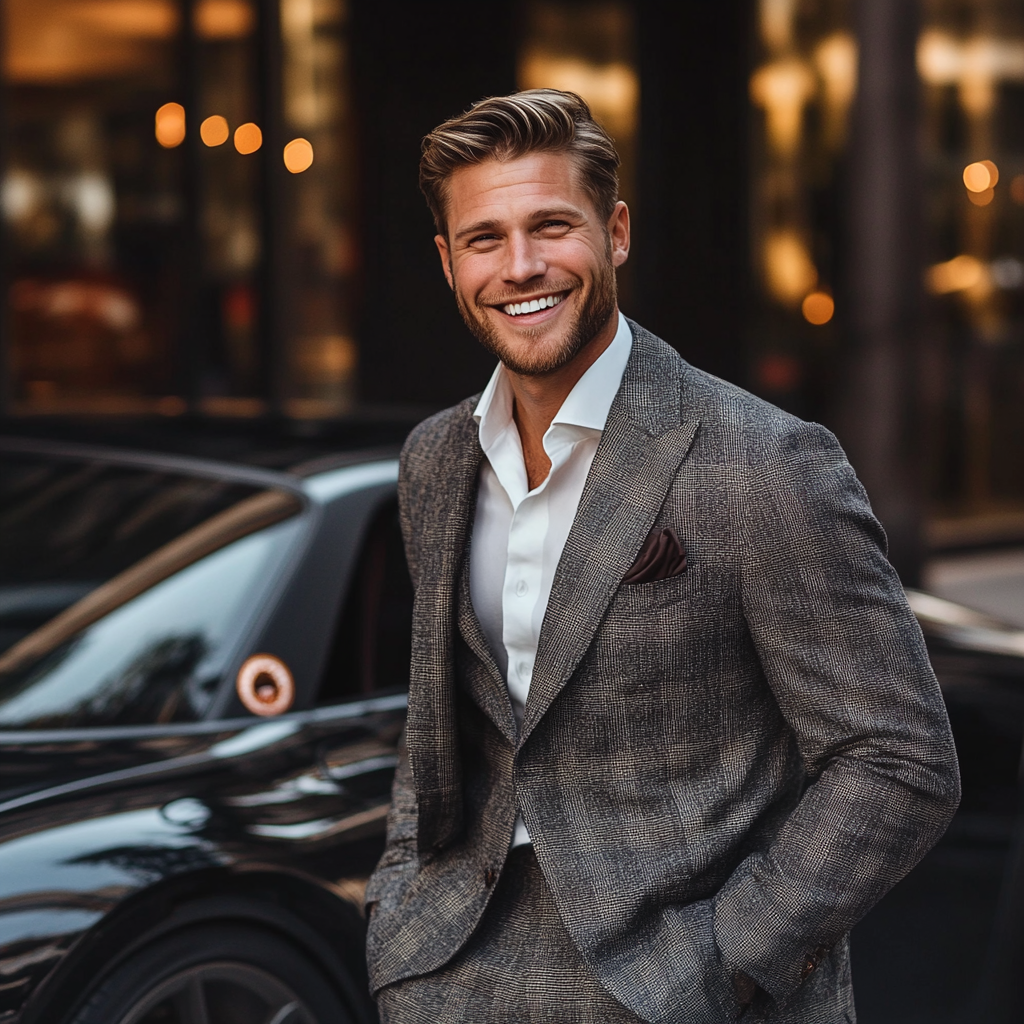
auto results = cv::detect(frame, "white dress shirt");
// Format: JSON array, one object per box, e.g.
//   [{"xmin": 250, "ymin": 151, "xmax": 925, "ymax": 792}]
[{"xmin": 470, "ymin": 312, "xmax": 633, "ymax": 847}]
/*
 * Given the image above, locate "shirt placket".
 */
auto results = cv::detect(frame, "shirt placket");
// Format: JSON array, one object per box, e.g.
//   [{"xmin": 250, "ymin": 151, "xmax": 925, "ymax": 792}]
[
  {"xmin": 501, "ymin": 489, "xmax": 548, "ymax": 719},
  {"xmin": 499, "ymin": 428, "xmax": 575, "ymax": 720}
]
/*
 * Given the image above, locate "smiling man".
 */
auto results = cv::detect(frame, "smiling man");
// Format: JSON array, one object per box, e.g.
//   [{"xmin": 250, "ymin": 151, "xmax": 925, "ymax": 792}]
[{"xmin": 364, "ymin": 90, "xmax": 960, "ymax": 1024}]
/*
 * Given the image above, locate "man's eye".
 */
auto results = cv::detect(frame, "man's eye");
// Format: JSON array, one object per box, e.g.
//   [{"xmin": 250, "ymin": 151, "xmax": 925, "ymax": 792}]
[
  {"xmin": 539, "ymin": 220, "xmax": 571, "ymax": 231},
  {"xmin": 469, "ymin": 234, "xmax": 499, "ymax": 245}
]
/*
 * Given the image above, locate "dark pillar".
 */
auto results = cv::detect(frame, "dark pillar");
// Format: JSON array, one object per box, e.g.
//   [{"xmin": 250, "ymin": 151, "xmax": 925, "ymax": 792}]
[
  {"xmin": 633, "ymin": 0, "xmax": 750, "ymax": 386},
  {"xmin": 351, "ymin": 1, "xmax": 518, "ymax": 410},
  {"xmin": 838, "ymin": 0, "xmax": 924, "ymax": 584}
]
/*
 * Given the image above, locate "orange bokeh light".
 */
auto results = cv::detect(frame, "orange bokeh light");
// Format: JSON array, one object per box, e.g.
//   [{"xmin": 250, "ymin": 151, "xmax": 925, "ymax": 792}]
[
  {"xmin": 802, "ymin": 291, "xmax": 835, "ymax": 325},
  {"xmin": 283, "ymin": 138, "xmax": 314, "ymax": 173},
  {"xmin": 963, "ymin": 159, "xmax": 999, "ymax": 193},
  {"xmin": 155, "ymin": 102, "xmax": 185, "ymax": 148},
  {"xmin": 200, "ymin": 114, "xmax": 229, "ymax": 147},
  {"xmin": 234, "ymin": 122, "xmax": 262, "ymax": 154},
  {"xmin": 967, "ymin": 187, "xmax": 995, "ymax": 207}
]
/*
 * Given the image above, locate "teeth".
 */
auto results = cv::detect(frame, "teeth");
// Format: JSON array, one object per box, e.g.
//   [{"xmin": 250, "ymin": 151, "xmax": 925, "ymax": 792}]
[{"xmin": 502, "ymin": 293, "xmax": 564, "ymax": 316}]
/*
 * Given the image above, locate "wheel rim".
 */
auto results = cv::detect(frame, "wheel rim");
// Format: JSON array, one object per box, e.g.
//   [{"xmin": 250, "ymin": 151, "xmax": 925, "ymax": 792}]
[{"xmin": 117, "ymin": 960, "xmax": 316, "ymax": 1024}]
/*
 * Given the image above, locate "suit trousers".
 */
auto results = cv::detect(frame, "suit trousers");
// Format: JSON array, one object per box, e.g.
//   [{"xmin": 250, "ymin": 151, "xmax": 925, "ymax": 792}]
[{"xmin": 376, "ymin": 845, "xmax": 644, "ymax": 1024}]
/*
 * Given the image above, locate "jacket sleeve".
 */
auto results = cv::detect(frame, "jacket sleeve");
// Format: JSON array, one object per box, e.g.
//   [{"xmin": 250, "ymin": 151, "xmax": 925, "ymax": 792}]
[{"xmin": 711, "ymin": 421, "xmax": 960, "ymax": 1003}]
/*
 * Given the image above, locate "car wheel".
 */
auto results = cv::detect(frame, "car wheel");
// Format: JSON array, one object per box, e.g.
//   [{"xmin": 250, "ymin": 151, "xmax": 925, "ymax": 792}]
[{"xmin": 68, "ymin": 923, "xmax": 355, "ymax": 1024}]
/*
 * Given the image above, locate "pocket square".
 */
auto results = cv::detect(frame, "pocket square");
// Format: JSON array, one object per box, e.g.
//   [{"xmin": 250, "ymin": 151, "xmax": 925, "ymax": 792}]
[{"xmin": 622, "ymin": 527, "xmax": 687, "ymax": 585}]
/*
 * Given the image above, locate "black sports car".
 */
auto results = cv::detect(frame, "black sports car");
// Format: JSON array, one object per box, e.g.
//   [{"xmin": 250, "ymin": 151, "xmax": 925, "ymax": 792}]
[
  {"xmin": 0, "ymin": 423, "xmax": 417, "ymax": 1024},
  {"xmin": 0, "ymin": 421, "xmax": 1021, "ymax": 1024}
]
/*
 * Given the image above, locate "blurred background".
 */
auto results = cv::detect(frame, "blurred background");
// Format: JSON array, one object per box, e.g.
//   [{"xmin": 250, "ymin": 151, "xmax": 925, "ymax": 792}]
[
  {"xmin": 4, "ymin": 0, "xmax": 1024, "ymax": 586},
  {"xmin": 0, "ymin": 3, "xmax": 1024, "ymax": 1019}
]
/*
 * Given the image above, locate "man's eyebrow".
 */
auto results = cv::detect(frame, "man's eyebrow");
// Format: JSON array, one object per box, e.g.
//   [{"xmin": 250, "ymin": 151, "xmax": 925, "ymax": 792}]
[
  {"xmin": 453, "ymin": 206, "xmax": 587, "ymax": 242},
  {"xmin": 454, "ymin": 219, "xmax": 501, "ymax": 241},
  {"xmin": 531, "ymin": 206, "xmax": 585, "ymax": 221}
]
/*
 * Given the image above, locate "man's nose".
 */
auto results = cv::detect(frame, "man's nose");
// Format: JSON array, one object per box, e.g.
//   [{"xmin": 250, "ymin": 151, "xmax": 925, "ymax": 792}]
[{"xmin": 503, "ymin": 233, "xmax": 545, "ymax": 284}]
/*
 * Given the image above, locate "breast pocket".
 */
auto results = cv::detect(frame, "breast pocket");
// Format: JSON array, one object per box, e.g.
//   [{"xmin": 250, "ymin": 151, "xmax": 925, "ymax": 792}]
[
  {"xmin": 593, "ymin": 558, "xmax": 738, "ymax": 722},
  {"xmin": 614, "ymin": 571, "xmax": 692, "ymax": 620}
]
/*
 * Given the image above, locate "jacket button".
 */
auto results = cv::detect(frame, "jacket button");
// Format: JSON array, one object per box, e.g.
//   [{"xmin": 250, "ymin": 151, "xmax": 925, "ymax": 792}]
[
  {"xmin": 484, "ymin": 868, "xmax": 498, "ymax": 886},
  {"xmin": 801, "ymin": 956, "xmax": 816, "ymax": 980}
]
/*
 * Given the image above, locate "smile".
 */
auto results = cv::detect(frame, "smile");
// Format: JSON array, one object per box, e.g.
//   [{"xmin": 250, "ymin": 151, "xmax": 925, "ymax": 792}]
[{"xmin": 501, "ymin": 293, "xmax": 565, "ymax": 317}]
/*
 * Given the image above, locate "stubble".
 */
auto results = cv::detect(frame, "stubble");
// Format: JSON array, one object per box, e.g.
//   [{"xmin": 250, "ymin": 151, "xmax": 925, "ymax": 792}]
[{"xmin": 452, "ymin": 249, "xmax": 618, "ymax": 377}]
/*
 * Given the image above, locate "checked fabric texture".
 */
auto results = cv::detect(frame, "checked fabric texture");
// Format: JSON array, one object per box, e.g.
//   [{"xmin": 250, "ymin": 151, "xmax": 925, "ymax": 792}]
[
  {"xmin": 376, "ymin": 845, "xmax": 645, "ymax": 1024},
  {"xmin": 365, "ymin": 320, "xmax": 961, "ymax": 1024}
]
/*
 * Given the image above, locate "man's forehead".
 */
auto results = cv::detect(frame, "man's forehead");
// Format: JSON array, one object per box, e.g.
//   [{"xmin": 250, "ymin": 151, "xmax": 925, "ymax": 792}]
[{"xmin": 446, "ymin": 152, "xmax": 591, "ymax": 228}]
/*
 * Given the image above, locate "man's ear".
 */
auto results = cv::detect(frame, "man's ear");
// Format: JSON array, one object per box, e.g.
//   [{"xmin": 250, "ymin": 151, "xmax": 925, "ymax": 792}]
[
  {"xmin": 435, "ymin": 235, "xmax": 454, "ymax": 290},
  {"xmin": 607, "ymin": 201, "xmax": 630, "ymax": 268}
]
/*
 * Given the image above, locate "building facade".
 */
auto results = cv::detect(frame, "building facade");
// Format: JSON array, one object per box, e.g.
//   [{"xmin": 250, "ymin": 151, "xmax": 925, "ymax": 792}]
[{"xmin": 2, "ymin": 0, "xmax": 1023, "ymax": 567}]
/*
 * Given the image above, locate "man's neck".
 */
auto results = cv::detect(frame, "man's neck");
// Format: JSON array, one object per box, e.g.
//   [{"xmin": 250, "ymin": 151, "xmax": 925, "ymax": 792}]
[{"xmin": 507, "ymin": 308, "xmax": 619, "ymax": 490}]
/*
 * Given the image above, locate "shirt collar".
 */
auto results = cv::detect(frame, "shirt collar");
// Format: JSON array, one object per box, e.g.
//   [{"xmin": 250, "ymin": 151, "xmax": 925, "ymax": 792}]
[{"xmin": 473, "ymin": 311, "xmax": 633, "ymax": 452}]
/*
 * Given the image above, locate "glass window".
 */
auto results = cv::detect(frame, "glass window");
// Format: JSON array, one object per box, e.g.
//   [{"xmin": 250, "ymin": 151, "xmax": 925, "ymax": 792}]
[
  {"xmin": 918, "ymin": 0, "xmax": 1024, "ymax": 529},
  {"xmin": 194, "ymin": 0, "xmax": 264, "ymax": 410},
  {"xmin": 2, "ymin": 0, "xmax": 185, "ymax": 413},
  {"xmin": 0, "ymin": 452, "xmax": 296, "ymax": 648},
  {"xmin": 746, "ymin": 0, "xmax": 1024, "ymax": 537},
  {"xmin": 0, "ymin": 451, "xmax": 303, "ymax": 725},
  {"xmin": 1, "ymin": 0, "xmax": 360, "ymax": 418},
  {"xmin": 317, "ymin": 502, "xmax": 412, "ymax": 703},
  {"xmin": 0, "ymin": 516, "xmax": 301, "ymax": 727},
  {"xmin": 747, "ymin": 0, "xmax": 854, "ymax": 421},
  {"xmin": 278, "ymin": 0, "xmax": 359, "ymax": 417}
]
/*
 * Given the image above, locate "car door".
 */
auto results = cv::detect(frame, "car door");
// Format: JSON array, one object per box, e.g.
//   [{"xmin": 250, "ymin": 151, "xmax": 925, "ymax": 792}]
[{"xmin": 213, "ymin": 477, "xmax": 412, "ymax": 892}]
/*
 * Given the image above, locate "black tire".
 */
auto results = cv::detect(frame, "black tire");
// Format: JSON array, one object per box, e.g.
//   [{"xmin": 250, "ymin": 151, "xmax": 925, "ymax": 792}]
[{"xmin": 68, "ymin": 922, "xmax": 354, "ymax": 1024}]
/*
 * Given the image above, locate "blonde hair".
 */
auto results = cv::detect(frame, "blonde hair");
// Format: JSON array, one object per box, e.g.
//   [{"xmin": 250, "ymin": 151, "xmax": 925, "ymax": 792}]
[{"xmin": 419, "ymin": 89, "xmax": 620, "ymax": 235}]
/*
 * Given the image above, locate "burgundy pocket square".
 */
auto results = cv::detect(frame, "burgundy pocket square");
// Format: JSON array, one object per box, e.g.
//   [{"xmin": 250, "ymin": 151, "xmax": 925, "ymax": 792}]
[{"xmin": 622, "ymin": 527, "xmax": 687, "ymax": 585}]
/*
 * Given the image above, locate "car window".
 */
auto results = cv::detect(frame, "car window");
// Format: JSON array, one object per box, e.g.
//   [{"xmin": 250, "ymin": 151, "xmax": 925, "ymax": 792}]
[
  {"xmin": 0, "ymin": 451, "xmax": 304, "ymax": 728},
  {"xmin": 0, "ymin": 452, "xmax": 284, "ymax": 655},
  {"xmin": 317, "ymin": 502, "xmax": 413, "ymax": 703},
  {"xmin": 0, "ymin": 516, "xmax": 303, "ymax": 729}
]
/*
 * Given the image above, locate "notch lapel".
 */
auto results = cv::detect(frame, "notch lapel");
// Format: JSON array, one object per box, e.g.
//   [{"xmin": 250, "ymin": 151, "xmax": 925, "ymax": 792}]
[
  {"xmin": 456, "ymin": 555, "xmax": 518, "ymax": 744},
  {"xmin": 520, "ymin": 325, "xmax": 700, "ymax": 744}
]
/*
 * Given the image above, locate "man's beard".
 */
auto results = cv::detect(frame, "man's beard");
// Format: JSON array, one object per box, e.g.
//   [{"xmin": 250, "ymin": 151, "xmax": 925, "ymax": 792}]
[{"xmin": 453, "ymin": 256, "xmax": 617, "ymax": 377}]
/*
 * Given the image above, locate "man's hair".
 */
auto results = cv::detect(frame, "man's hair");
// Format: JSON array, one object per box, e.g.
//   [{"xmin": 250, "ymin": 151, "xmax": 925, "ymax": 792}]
[{"xmin": 419, "ymin": 89, "xmax": 620, "ymax": 236}]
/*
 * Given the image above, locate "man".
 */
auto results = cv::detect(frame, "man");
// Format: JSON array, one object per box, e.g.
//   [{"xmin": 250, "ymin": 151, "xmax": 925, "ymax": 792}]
[{"xmin": 365, "ymin": 89, "xmax": 959, "ymax": 1024}]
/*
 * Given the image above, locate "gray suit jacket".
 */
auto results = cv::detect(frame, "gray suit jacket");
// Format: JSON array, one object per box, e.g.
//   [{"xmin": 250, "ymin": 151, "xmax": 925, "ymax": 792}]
[{"xmin": 365, "ymin": 320, "xmax": 960, "ymax": 1023}]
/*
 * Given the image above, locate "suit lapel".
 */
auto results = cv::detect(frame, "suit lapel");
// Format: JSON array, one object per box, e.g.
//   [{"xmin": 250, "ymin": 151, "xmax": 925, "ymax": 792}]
[
  {"xmin": 520, "ymin": 324, "xmax": 700, "ymax": 744},
  {"xmin": 456, "ymin": 555, "xmax": 518, "ymax": 744}
]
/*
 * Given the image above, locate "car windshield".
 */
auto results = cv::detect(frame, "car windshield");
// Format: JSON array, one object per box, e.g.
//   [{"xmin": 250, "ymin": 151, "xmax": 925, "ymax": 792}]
[{"xmin": 0, "ymin": 451, "xmax": 303, "ymax": 727}]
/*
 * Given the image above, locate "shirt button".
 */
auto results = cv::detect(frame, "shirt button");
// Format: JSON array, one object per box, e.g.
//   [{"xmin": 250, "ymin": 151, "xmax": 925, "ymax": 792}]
[
  {"xmin": 515, "ymin": 579, "xmax": 529, "ymax": 596},
  {"xmin": 518, "ymin": 661, "xmax": 530, "ymax": 678}
]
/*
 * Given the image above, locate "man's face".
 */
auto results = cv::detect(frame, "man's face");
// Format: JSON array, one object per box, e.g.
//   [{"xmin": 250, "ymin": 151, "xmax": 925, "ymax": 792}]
[{"xmin": 435, "ymin": 151, "xmax": 629, "ymax": 377}]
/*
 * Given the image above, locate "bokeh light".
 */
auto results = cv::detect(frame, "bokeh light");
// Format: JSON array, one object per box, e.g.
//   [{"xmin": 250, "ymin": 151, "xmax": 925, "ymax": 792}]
[
  {"xmin": 963, "ymin": 159, "xmax": 998, "ymax": 192},
  {"xmin": 195, "ymin": 0, "xmax": 255, "ymax": 39},
  {"xmin": 283, "ymin": 138, "xmax": 314, "ymax": 173},
  {"xmin": 802, "ymin": 291, "xmax": 835, "ymax": 325},
  {"xmin": 763, "ymin": 230, "xmax": 818, "ymax": 305},
  {"xmin": 200, "ymin": 115, "xmax": 229, "ymax": 147},
  {"xmin": 967, "ymin": 188, "xmax": 995, "ymax": 207},
  {"xmin": 234, "ymin": 122, "xmax": 262, "ymax": 154},
  {"xmin": 927, "ymin": 254, "xmax": 986, "ymax": 294},
  {"xmin": 155, "ymin": 102, "xmax": 185, "ymax": 148},
  {"xmin": 1011, "ymin": 175, "xmax": 1024, "ymax": 205}
]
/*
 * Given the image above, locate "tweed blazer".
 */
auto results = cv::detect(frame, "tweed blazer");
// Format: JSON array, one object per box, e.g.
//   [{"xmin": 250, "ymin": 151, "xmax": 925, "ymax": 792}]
[{"xmin": 365, "ymin": 320, "xmax": 960, "ymax": 1023}]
